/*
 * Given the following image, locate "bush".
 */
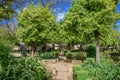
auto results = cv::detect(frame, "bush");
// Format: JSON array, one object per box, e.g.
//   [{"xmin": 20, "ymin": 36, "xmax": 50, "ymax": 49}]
[
  {"xmin": 81, "ymin": 58, "xmax": 120, "ymax": 80},
  {"xmin": 110, "ymin": 52, "xmax": 120, "ymax": 61},
  {"xmin": 0, "ymin": 43, "xmax": 12, "ymax": 67},
  {"xmin": 76, "ymin": 70, "xmax": 88, "ymax": 80},
  {"xmin": 86, "ymin": 44, "xmax": 96, "ymax": 57},
  {"xmin": 0, "ymin": 57, "xmax": 51, "ymax": 80},
  {"xmin": 65, "ymin": 51, "xmax": 86, "ymax": 61},
  {"xmin": 0, "ymin": 27, "xmax": 16, "ymax": 66},
  {"xmin": 66, "ymin": 52, "xmax": 73, "ymax": 59},
  {"xmin": 73, "ymin": 66, "xmax": 82, "ymax": 73},
  {"xmin": 101, "ymin": 50, "xmax": 110, "ymax": 59},
  {"xmin": 54, "ymin": 51, "xmax": 59, "ymax": 58},
  {"xmin": 39, "ymin": 51, "xmax": 59, "ymax": 59},
  {"xmin": 73, "ymin": 52, "xmax": 86, "ymax": 61},
  {"xmin": 73, "ymin": 66, "xmax": 88, "ymax": 80}
]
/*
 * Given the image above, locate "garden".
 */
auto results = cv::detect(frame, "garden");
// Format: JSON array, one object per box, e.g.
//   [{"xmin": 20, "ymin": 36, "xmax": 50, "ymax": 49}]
[{"xmin": 0, "ymin": 0, "xmax": 120, "ymax": 80}]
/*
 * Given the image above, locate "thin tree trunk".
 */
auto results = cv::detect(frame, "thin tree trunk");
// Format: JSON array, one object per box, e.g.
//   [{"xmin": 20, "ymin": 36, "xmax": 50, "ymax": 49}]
[
  {"xmin": 79, "ymin": 44, "xmax": 82, "ymax": 51},
  {"xmin": 67, "ymin": 43, "xmax": 71, "ymax": 50},
  {"xmin": 60, "ymin": 44, "xmax": 64, "ymax": 56},
  {"xmin": 94, "ymin": 30, "xmax": 100, "ymax": 64},
  {"xmin": 52, "ymin": 43, "xmax": 55, "ymax": 50},
  {"xmin": 20, "ymin": 42, "xmax": 27, "ymax": 57},
  {"xmin": 42, "ymin": 44, "xmax": 47, "ymax": 52},
  {"xmin": 31, "ymin": 43, "xmax": 36, "ymax": 57}
]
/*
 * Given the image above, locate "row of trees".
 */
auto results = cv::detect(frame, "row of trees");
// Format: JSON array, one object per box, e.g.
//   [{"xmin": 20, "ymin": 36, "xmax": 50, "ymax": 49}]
[{"xmin": 16, "ymin": 0, "xmax": 120, "ymax": 63}]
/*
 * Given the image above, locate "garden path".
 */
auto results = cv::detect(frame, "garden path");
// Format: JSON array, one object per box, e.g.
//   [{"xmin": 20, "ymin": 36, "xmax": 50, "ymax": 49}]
[{"xmin": 43, "ymin": 59, "xmax": 82, "ymax": 80}]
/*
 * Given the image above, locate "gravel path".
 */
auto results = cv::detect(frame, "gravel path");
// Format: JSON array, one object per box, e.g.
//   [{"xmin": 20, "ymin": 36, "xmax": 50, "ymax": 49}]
[{"xmin": 43, "ymin": 59, "xmax": 82, "ymax": 80}]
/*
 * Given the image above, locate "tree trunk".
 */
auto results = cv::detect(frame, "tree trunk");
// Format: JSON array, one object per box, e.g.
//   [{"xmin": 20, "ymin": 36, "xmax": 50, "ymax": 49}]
[
  {"xmin": 67, "ymin": 43, "xmax": 71, "ymax": 50},
  {"xmin": 31, "ymin": 43, "xmax": 36, "ymax": 57},
  {"xmin": 79, "ymin": 44, "xmax": 82, "ymax": 51},
  {"xmin": 42, "ymin": 44, "xmax": 47, "ymax": 52},
  {"xmin": 60, "ymin": 44, "xmax": 64, "ymax": 56},
  {"xmin": 94, "ymin": 30, "xmax": 100, "ymax": 64},
  {"xmin": 20, "ymin": 42, "xmax": 27, "ymax": 57},
  {"xmin": 52, "ymin": 43, "xmax": 55, "ymax": 50}
]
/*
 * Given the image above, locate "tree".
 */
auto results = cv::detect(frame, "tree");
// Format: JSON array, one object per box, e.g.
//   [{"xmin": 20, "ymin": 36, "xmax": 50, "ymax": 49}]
[
  {"xmin": 0, "ymin": 26, "xmax": 16, "ymax": 65},
  {"xmin": 65, "ymin": 0, "xmax": 120, "ymax": 63},
  {"xmin": 0, "ymin": 0, "xmax": 15, "ymax": 20},
  {"xmin": 16, "ymin": 4, "xmax": 56, "ymax": 56}
]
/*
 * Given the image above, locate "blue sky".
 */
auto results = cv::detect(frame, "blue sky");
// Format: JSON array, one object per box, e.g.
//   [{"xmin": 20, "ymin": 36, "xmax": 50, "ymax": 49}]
[
  {"xmin": 51, "ymin": 3, "xmax": 70, "ymax": 22},
  {"xmin": 1, "ymin": 0, "xmax": 120, "ymax": 30},
  {"xmin": 0, "ymin": 0, "xmax": 71, "ymax": 25}
]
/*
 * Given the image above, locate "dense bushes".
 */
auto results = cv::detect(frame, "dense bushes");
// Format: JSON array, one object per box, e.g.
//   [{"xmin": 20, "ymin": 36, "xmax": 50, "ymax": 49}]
[
  {"xmin": 39, "ymin": 51, "xmax": 59, "ymax": 59},
  {"xmin": 0, "ymin": 27, "xmax": 16, "ymax": 66},
  {"xmin": 0, "ymin": 57, "xmax": 51, "ymax": 80},
  {"xmin": 73, "ymin": 58, "xmax": 120, "ymax": 80},
  {"xmin": 65, "ymin": 51, "xmax": 86, "ymax": 61},
  {"xmin": 86, "ymin": 44, "xmax": 96, "ymax": 57},
  {"xmin": 73, "ymin": 66, "xmax": 88, "ymax": 80}
]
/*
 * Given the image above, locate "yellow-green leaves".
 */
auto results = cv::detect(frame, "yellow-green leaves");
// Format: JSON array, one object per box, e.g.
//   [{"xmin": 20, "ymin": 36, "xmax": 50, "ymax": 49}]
[{"xmin": 16, "ymin": 4, "xmax": 56, "ymax": 45}]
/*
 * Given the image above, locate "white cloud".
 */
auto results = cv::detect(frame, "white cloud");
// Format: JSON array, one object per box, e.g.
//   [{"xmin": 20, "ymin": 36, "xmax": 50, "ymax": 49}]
[{"xmin": 56, "ymin": 13, "xmax": 65, "ymax": 22}]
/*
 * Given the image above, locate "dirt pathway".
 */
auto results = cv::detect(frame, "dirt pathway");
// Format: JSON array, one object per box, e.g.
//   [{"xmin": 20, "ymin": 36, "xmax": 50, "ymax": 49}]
[{"xmin": 43, "ymin": 59, "xmax": 82, "ymax": 80}]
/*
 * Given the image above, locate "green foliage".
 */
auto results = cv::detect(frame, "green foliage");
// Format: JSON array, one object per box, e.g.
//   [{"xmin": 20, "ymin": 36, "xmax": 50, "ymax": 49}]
[
  {"xmin": 66, "ymin": 52, "xmax": 73, "ymax": 59},
  {"xmin": 76, "ymin": 70, "xmax": 88, "ymax": 80},
  {"xmin": 73, "ymin": 66, "xmax": 82, "ymax": 73},
  {"xmin": 65, "ymin": 51, "xmax": 86, "ymax": 60},
  {"xmin": 81, "ymin": 58, "xmax": 120, "ymax": 80},
  {"xmin": 65, "ymin": 0, "xmax": 120, "ymax": 41},
  {"xmin": 73, "ymin": 52, "xmax": 86, "ymax": 61},
  {"xmin": 0, "ymin": 27, "xmax": 16, "ymax": 66},
  {"xmin": 110, "ymin": 52, "xmax": 120, "ymax": 61},
  {"xmin": 54, "ymin": 51, "xmax": 59, "ymax": 58},
  {"xmin": 0, "ymin": 57, "xmax": 51, "ymax": 80},
  {"xmin": 16, "ymin": 4, "xmax": 56, "ymax": 45},
  {"xmin": 101, "ymin": 50, "xmax": 111, "ymax": 59},
  {"xmin": 86, "ymin": 44, "xmax": 96, "ymax": 57},
  {"xmin": 73, "ymin": 66, "xmax": 88, "ymax": 80},
  {"xmin": 100, "ymin": 30, "xmax": 120, "ymax": 47},
  {"xmin": 0, "ymin": 0, "xmax": 15, "ymax": 19},
  {"xmin": 39, "ymin": 51, "xmax": 59, "ymax": 59},
  {"xmin": 65, "ymin": 0, "xmax": 120, "ymax": 63}
]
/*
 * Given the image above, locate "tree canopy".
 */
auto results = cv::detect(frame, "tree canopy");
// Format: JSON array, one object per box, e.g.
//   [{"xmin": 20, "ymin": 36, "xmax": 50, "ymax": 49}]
[
  {"xmin": 16, "ymin": 4, "xmax": 56, "ymax": 54},
  {"xmin": 64, "ymin": 0, "xmax": 120, "ymax": 63}
]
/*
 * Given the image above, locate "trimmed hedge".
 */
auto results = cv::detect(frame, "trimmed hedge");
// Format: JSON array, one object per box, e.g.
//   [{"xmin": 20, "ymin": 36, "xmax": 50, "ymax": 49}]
[
  {"xmin": 65, "ymin": 52, "xmax": 86, "ymax": 61},
  {"xmin": 39, "ymin": 51, "xmax": 59, "ymax": 59}
]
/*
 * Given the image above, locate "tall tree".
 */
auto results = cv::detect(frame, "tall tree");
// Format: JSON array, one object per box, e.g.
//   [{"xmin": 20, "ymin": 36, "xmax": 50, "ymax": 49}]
[
  {"xmin": 65, "ymin": 0, "xmax": 120, "ymax": 63},
  {"xmin": 16, "ymin": 4, "xmax": 56, "ymax": 56}
]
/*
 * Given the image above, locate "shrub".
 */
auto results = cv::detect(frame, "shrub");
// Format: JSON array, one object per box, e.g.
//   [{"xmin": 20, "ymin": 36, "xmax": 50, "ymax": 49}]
[
  {"xmin": 73, "ymin": 66, "xmax": 82, "ymax": 73},
  {"xmin": 54, "ymin": 51, "xmax": 59, "ymax": 58},
  {"xmin": 40, "ymin": 51, "xmax": 59, "ymax": 59},
  {"xmin": 0, "ymin": 27, "xmax": 16, "ymax": 66},
  {"xmin": 73, "ymin": 52, "xmax": 86, "ymax": 61},
  {"xmin": 66, "ymin": 52, "xmax": 73, "ymax": 59},
  {"xmin": 76, "ymin": 70, "xmax": 88, "ymax": 80},
  {"xmin": 0, "ymin": 43, "xmax": 12, "ymax": 68},
  {"xmin": 110, "ymin": 52, "xmax": 120, "ymax": 61},
  {"xmin": 73, "ymin": 66, "xmax": 88, "ymax": 80},
  {"xmin": 101, "ymin": 50, "xmax": 111, "ymax": 59},
  {"xmin": 86, "ymin": 44, "xmax": 96, "ymax": 57},
  {"xmin": 0, "ymin": 57, "xmax": 51, "ymax": 80},
  {"xmin": 81, "ymin": 58, "xmax": 120, "ymax": 80}
]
